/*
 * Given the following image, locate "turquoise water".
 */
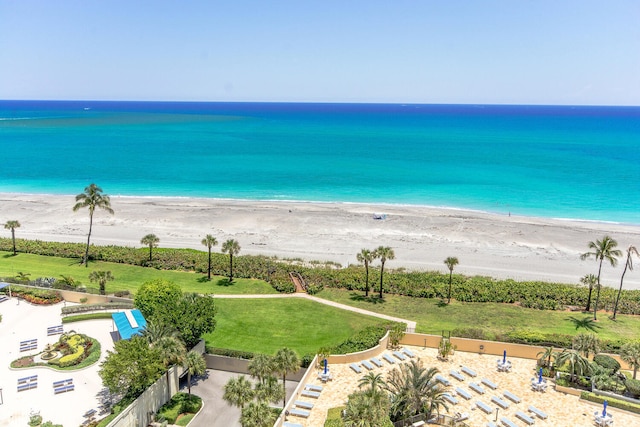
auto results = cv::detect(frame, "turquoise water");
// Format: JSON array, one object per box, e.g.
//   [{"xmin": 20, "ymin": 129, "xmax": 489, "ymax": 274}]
[{"xmin": 1, "ymin": 101, "xmax": 639, "ymax": 223}]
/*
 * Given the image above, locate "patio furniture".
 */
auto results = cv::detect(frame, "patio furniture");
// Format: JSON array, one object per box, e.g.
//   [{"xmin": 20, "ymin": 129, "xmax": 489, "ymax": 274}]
[
  {"xmin": 294, "ymin": 400, "xmax": 314, "ymax": 409},
  {"xmin": 290, "ymin": 408, "xmax": 310, "ymax": 418},
  {"xmin": 594, "ymin": 411, "xmax": 613, "ymax": 426},
  {"xmin": 301, "ymin": 390, "xmax": 320, "ymax": 398},
  {"xmin": 349, "ymin": 363, "xmax": 362, "ymax": 374},
  {"xmin": 487, "ymin": 423, "xmax": 498, "ymax": 427},
  {"xmin": 461, "ymin": 366, "xmax": 477, "ymax": 377},
  {"xmin": 0, "ymin": 295, "xmax": 8, "ymax": 303},
  {"xmin": 455, "ymin": 387, "xmax": 472, "ymax": 400},
  {"xmin": 318, "ymin": 372, "xmax": 332, "ymax": 382},
  {"xmin": 450, "ymin": 370, "xmax": 465, "ymax": 381},
  {"xmin": 476, "ymin": 401, "xmax": 493, "ymax": 414},
  {"xmin": 47, "ymin": 325, "xmax": 64, "ymax": 336},
  {"xmin": 411, "ymin": 421, "xmax": 425, "ymax": 427},
  {"xmin": 283, "ymin": 423, "xmax": 304, "ymax": 427},
  {"xmin": 481, "ymin": 378, "xmax": 498, "ymax": 389},
  {"xmin": 20, "ymin": 339, "xmax": 37, "ymax": 352},
  {"xmin": 491, "ymin": 396, "xmax": 510, "ymax": 409},
  {"xmin": 531, "ymin": 380, "xmax": 547, "ymax": 392},
  {"xmin": 361, "ymin": 360, "xmax": 374, "ymax": 370},
  {"xmin": 528, "ymin": 405, "xmax": 548, "ymax": 419},
  {"xmin": 402, "ymin": 347, "xmax": 416, "ymax": 358},
  {"xmin": 503, "ymin": 390, "xmax": 521, "ymax": 404},
  {"xmin": 443, "ymin": 393, "xmax": 458, "ymax": 405},
  {"xmin": 305, "ymin": 384, "xmax": 322, "ymax": 392},
  {"xmin": 455, "ymin": 412, "xmax": 469, "ymax": 422},
  {"xmin": 17, "ymin": 375, "xmax": 38, "ymax": 392},
  {"xmin": 515, "ymin": 411, "xmax": 535, "ymax": 425},
  {"xmin": 500, "ymin": 417, "xmax": 518, "ymax": 427},
  {"xmin": 53, "ymin": 378, "xmax": 74, "ymax": 394},
  {"xmin": 435, "ymin": 374, "xmax": 450, "ymax": 386},
  {"xmin": 370, "ymin": 357, "xmax": 384, "ymax": 367},
  {"xmin": 382, "ymin": 353, "xmax": 396, "ymax": 364},
  {"xmin": 497, "ymin": 360, "xmax": 512, "ymax": 372},
  {"xmin": 469, "ymin": 382, "xmax": 485, "ymax": 394},
  {"xmin": 393, "ymin": 351, "xmax": 407, "ymax": 361}
]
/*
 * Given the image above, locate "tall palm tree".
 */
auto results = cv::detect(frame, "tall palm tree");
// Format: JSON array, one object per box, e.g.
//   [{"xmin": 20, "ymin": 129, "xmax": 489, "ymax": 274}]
[
  {"xmin": 140, "ymin": 234, "xmax": 160, "ymax": 262},
  {"xmin": 356, "ymin": 249, "xmax": 375, "ymax": 297},
  {"xmin": 248, "ymin": 353, "xmax": 274, "ymax": 385},
  {"xmin": 375, "ymin": 246, "xmax": 395, "ymax": 299},
  {"xmin": 4, "ymin": 220, "xmax": 21, "ymax": 255},
  {"xmin": 613, "ymin": 245, "xmax": 639, "ymax": 320},
  {"xmin": 253, "ymin": 375, "xmax": 284, "ymax": 404},
  {"xmin": 443, "ymin": 256, "xmax": 459, "ymax": 304},
  {"xmin": 385, "ymin": 359, "xmax": 448, "ymax": 422},
  {"xmin": 580, "ymin": 236, "xmax": 622, "ymax": 320},
  {"xmin": 240, "ymin": 401, "xmax": 275, "ymax": 427},
  {"xmin": 201, "ymin": 234, "xmax": 218, "ymax": 280},
  {"xmin": 223, "ymin": 375, "xmax": 254, "ymax": 409},
  {"xmin": 359, "ymin": 372, "xmax": 386, "ymax": 396},
  {"xmin": 73, "ymin": 183, "xmax": 114, "ymax": 266},
  {"xmin": 183, "ymin": 350, "xmax": 206, "ymax": 394},
  {"xmin": 88, "ymin": 270, "xmax": 114, "ymax": 295},
  {"xmin": 555, "ymin": 349, "xmax": 590, "ymax": 383},
  {"xmin": 620, "ymin": 341, "xmax": 640, "ymax": 379},
  {"xmin": 580, "ymin": 274, "xmax": 598, "ymax": 312},
  {"xmin": 155, "ymin": 335, "xmax": 187, "ymax": 399},
  {"xmin": 572, "ymin": 332, "xmax": 600, "ymax": 358},
  {"xmin": 222, "ymin": 239, "xmax": 241, "ymax": 282},
  {"xmin": 272, "ymin": 347, "xmax": 300, "ymax": 407}
]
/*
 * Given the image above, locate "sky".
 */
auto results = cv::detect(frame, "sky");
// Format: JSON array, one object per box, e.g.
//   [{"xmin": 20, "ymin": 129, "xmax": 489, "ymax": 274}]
[{"xmin": 1, "ymin": 1, "xmax": 639, "ymax": 105}]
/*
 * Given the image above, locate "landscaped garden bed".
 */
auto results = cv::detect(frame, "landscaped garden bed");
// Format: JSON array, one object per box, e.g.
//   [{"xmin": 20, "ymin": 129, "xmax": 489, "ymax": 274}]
[{"xmin": 10, "ymin": 331, "xmax": 101, "ymax": 370}]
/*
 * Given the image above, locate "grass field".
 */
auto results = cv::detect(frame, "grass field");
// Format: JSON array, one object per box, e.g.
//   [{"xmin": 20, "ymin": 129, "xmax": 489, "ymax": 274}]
[
  {"xmin": 0, "ymin": 251, "xmax": 276, "ymax": 295},
  {"xmin": 316, "ymin": 288, "xmax": 640, "ymax": 342},
  {"xmin": 204, "ymin": 297, "xmax": 383, "ymax": 356}
]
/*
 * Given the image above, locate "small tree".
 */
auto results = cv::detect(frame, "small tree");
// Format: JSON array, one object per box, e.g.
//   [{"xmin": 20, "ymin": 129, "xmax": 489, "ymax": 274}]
[
  {"xmin": 201, "ymin": 234, "xmax": 218, "ymax": 280},
  {"xmin": 4, "ymin": 220, "xmax": 21, "ymax": 255},
  {"xmin": 555, "ymin": 349, "xmax": 590, "ymax": 383},
  {"xmin": 621, "ymin": 341, "xmax": 640, "ymax": 379},
  {"xmin": 572, "ymin": 333, "xmax": 600, "ymax": 358},
  {"xmin": 88, "ymin": 270, "xmax": 114, "ymax": 295},
  {"xmin": 223, "ymin": 375, "xmax": 254, "ymax": 409},
  {"xmin": 580, "ymin": 274, "xmax": 598, "ymax": 312},
  {"xmin": 221, "ymin": 239, "xmax": 241, "ymax": 282},
  {"xmin": 140, "ymin": 234, "xmax": 160, "ymax": 262},
  {"xmin": 613, "ymin": 245, "xmax": 639, "ymax": 320},
  {"xmin": 184, "ymin": 350, "xmax": 206, "ymax": 394},
  {"xmin": 443, "ymin": 256, "xmax": 459, "ymax": 304},
  {"xmin": 536, "ymin": 347, "xmax": 556, "ymax": 368}
]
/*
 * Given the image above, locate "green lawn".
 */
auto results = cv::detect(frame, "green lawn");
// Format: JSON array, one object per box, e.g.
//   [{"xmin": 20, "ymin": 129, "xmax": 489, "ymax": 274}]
[
  {"xmin": 204, "ymin": 297, "xmax": 383, "ymax": 356},
  {"xmin": 0, "ymin": 252, "xmax": 276, "ymax": 295},
  {"xmin": 316, "ymin": 288, "xmax": 640, "ymax": 342}
]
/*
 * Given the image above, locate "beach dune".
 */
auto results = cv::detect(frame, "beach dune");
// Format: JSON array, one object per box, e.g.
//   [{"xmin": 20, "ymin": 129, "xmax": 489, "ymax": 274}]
[{"xmin": 2, "ymin": 193, "xmax": 640, "ymax": 290}]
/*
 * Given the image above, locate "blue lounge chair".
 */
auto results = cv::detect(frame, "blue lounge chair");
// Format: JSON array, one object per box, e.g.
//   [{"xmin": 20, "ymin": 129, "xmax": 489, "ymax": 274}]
[
  {"xmin": 443, "ymin": 393, "xmax": 458, "ymax": 405},
  {"xmin": 393, "ymin": 351, "xmax": 407, "ymax": 361},
  {"xmin": 301, "ymin": 390, "xmax": 320, "ymax": 398},
  {"xmin": 461, "ymin": 366, "xmax": 477, "ymax": 377},
  {"xmin": 382, "ymin": 353, "xmax": 396, "ymax": 364},
  {"xmin": 491, "ymin": 396, "xmax": 510, "ymax": 409},
  {"xmin": 435, "ymin": 374, "xmax": 450, "ymax": 386},
  {"xmin": 476, "ymin": 401, "xmax": 493, "ymax": 414},
  {"xmin": 349, "ymin": 363, "xmax": 362, "ymax": 374},
  {"xmin": 528, "ymin": 405, "xmax": 548, "ymax": 419},
  {"xmin": 370, "ymin": 357, "xmax": 384, "ymax": 367},
  {"xmin": 305, "ymin": 384, "xmax": 323, "ymax": 392},
  {"xmin": 516, "ymin": 411, "xmax": 535, "ymax": 425},
  {"xmin": 450, "ymin": 370, "xmax": 465, "ymax": 381},
  {"xmin": 294, "ymin": 400, "xmax": 314, "ymax": 409},
  {"xmin": 284, "ymin": 423, "xmax": 304, "ymax": 427},
  {"xmin": 455, "ymin": 387, "xmax": 472, "ymax": 400},
  {"xmin": 481, "ymin": 378, "xmax": 498, "ymax": 389},
  {"xmin": 361, "ymin": 360, "xmax": 374, "ymax": 370},
  {"xmin": 503, "ymin": 390, "xmax": 521, "ymax": 404},
  {"xmin": 500, "ymin": 418, "xmax": 518, "ymax": 427},
  {"xmin": 290, "ymin": 408, "xmax": 310, "ymax": 418},
  {"xmin": 469, "ymin": 382, "xmax": 485, "ymax": 394},
  {"xmin": 401, "ymin": 347, "xmax": 416, "ymax": 358}
]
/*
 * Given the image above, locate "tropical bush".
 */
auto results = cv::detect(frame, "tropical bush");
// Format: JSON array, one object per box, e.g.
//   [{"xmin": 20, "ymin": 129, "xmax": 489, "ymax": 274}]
[
  {"xmin": 593, "ymin": 354, "xmax": 621, "ymax": 373},
  {"xmin": 626, "ymin": 378, "xmax": 640, "ymax": 397},
  {"xmin": 61, "ymin": 302, "xmax": 135, "ymax": 315},
  {"xmin": 331, "ymin": 323, "xmax": 398, "ymax": 355},
  {"xmin": 0, "ymin": 285, "xmax": 62, "ymax": 305},
  {"xmin": 157, "ymin": 392, "xmax": 202, "ymax": 424},
  {"xmin": 206, "ymin": 347, "xmax": 256, "ymax": 360}
]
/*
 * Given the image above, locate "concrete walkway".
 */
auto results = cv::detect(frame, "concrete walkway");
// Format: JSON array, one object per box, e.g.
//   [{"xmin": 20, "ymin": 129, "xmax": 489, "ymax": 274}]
[{"xmin": 212, "ymin": 293, "xmax": 417, "ymax": 331}]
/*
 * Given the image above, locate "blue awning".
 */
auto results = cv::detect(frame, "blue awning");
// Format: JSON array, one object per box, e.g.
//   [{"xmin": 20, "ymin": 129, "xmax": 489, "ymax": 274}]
[
  {"xmin": 111, "ymin": 309, "xmax": 147, "ymax": 340},
  {"xmin": 0, "ymin": 282, "xmax": 10, "ymax": 289}
]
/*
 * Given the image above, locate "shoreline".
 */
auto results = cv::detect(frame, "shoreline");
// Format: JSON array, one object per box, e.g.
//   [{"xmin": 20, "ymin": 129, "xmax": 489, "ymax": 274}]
[{"xmin": 2, "ymin": 192, "xmax": 640, "ymax": 290}]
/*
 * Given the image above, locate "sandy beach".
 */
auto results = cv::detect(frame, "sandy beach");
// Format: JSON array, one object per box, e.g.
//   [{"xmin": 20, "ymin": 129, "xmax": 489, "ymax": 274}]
[{"xmin": 2, "ymin": 192, "xmax": 640, "ymax": 290}]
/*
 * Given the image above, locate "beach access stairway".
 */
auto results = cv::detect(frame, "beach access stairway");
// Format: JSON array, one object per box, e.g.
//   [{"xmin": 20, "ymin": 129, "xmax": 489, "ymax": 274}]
[{"xmin": 289, "ymin": 272, "xmax": 307, "ymax": 293}]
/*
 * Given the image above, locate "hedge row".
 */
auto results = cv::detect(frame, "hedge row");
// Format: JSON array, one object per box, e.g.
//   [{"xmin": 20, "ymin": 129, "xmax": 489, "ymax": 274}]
[
  {"xmin": 3, "ymin": 237, "xmax": 640, "ymax": 314},
  {"xmin": 581, "ymin": 391, "xmax": 640, "ymax": 414},
  {"xmin": 61, "ymin": 302, "xmax": 135, "ymax": 315},
  {"xmin": 0, "ymin": 285, "xmax": 62, "ymax": 305}
]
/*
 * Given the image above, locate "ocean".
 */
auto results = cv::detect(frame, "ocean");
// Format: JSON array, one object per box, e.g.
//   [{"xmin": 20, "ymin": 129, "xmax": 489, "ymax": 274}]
[{"xmin": 0, "ymin": 100, "xmax": 638, "ymax": 224}]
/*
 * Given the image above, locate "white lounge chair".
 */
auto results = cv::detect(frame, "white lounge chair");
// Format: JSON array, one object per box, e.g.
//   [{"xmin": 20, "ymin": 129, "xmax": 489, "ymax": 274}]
[
  {"xmin": 515, "ymin": 411, "xmax": 535, "ymax": 425},
  {"xmin": 361, "ymin": 360, "xmax": 374, "ymax": 370},
  {"xmin": 503, "ymin": 390, "xmax": 521, "ymax": 403},
  {"xmin": 382, "ymin": 353, "xmax": 396, "ymax": 364},
  {"xmin": 491, "ymin": 396, "xmax": 510, "ymax": 409},
  {"xmin": 294, "ymin": 400, "xmax": 314, "ymax": 410},
  {"xmin": 528, "ymin": 405, "xmax": 548, "ymax": 419},
  {"xmin": 393, "ymin": 351, "xmax": 407, "ymax": 361},
  {"xmin": 401, "ymin": 347, "xmax": 416, "ymax": 358},
  {"xmin": 481, "ymin": 378, "xmax": 498, "ymax": 389},
  {"xmin": 370, "ymin": 357, "xmax": 384, "ymax": 367},
  {"xmin": 476, "ymin": 401, "xmax": 493, "ymax": 414},
  {"xmin": 290, "ymin": 408, "xmax": 310, "ymax": 418},
  {"xmin": 349, "ymin": 363, "xmax": 362, "ymax": 374},
  {"xmin": 450, "ymin": 370, "xmax": 465, "ymax": 381},
  {"xmin": 469, "ymin": 382, "xmax": 485, "ymax": 394},
  {"xmin": 461, "ymin": 366, "xmax": 477, "ymax": 377},
  {"xmin": 305, "ymin": 384, "xmax": 322, "ymax": 392}
]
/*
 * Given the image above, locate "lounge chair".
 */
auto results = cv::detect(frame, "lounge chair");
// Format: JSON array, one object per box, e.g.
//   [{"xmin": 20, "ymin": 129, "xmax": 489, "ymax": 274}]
[
  {"xmin": 515, "ymin": 411, "xmax": 535, "ymax": 425},
  {"xmin": 491, "ymin": 396, "xmax": 510, "ymax": 409},
  {"xmin": 370, "ymin": 357, "xmax": 384, "ymax": 367},
  {"xmin": 487, "ymin": 423, "xmax": 498, "ymax": 427},
  {"xmin": 476, "ymin": 401, "xmax": 493, "ymax": 414},
  {"xmin": 481, "ymin": 378, "xmax": 498, "ymax": 389},
  {"xmin": 443, "ymin": 393, "xmax": 458, "ymax": 405},
  {"xmin": 289, "ymin": 408, "xmax": 310, "ymax": 418},
  {"xmin": 382, "ymin": 353, "xmax": 396, "ymax": 364},
  {"xmin": 455, "ymin": 412, "xmax": 469, "ymax": 422},
  {"xmin": 503, "ymin": 390, "xmax": 521, "ymax": 404},
  {"xmin": 401, "ymin": 347, "xmax": 416, "ymax": 358},
  {"xmin": 294, "ymin": 400, "xmax": 314, "ymax": 410},
  {"xmin": 461, "ymin": 366, "xmax": 477, "ymax": 377},
  {"xmin": 361, "ymin": 360, "xmax": 374, "ymax": 370},
  {"xmin": 349, "ymin": 363, "xmax": 362, "ymax": 374},
  {"xmin": 283, "ymin": 423, "xmax": 304, "ymax": 427},
  {"xmin": 500, "ymin": 417, "xmax": 518, "ymax": 427},
  {"xmin": 435, "ymin": 374, "xmax": 450, "ymax": 386},
  {"xmin": 301, "ymin": 390, "xmax": 320, "ymax": 398},
  {"xmin": 455, "ymin": 387, "xmax": 472, "ymax": 400},
  {"xmin": 528, "ymin": 405, "xmax": 548, "ymax": 419},
  {"xmin": 305, "ymin": 384, "xmax": 322, "ymax": 392},
  {"xmin": 469, "ymin": 382, "xmax": 485, "ymax": 394},
  {"xmin": 393, "ymin": 351, "xmax": 407, "ymax": 361},
  {"xmin": 450, "ymin": 370, "xmax": 465, "ymax": 381}
]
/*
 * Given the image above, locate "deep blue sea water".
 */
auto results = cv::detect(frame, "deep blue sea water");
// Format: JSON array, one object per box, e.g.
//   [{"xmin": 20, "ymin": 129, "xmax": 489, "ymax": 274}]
[{"xmin": 1, "ymin": 100, "xmax": 639, "ymax": 224}]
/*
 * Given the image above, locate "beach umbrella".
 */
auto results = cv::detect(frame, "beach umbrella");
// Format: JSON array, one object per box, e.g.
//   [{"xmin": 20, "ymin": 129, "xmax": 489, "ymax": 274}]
[
  {"xmin": 538, "ymin": 367, "xmax": 543, "ymax": 383},
  {"xmin": 503, "ymin": 350, "xmax": 507, "ymax": 364},
  {"xmin": 324, "ymin": 358, "xmax": 328, "ymax": 375},
  {"xmin": 602, "ymin": 400, "xmax": 608, "ymax": 417}
]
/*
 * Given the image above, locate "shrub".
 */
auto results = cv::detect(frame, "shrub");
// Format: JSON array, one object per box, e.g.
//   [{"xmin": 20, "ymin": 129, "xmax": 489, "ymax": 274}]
[
  {"xmin": 581, "ymin": 391, "xmax": 640, "ymax": 414},
  {"xmin": 301, "ymin": 353, "xmax": 315, "ymax": 368},
  {"xmin": 626, "ymin": 378, "xmax": 640, "ymax": 397},
  {"xmin": 206, "ymin": 347, "xmax": 255, "ymax": 360},
  {"xmin": 593, "ymin": 354, "xmax": 621, "ymax": 373}
]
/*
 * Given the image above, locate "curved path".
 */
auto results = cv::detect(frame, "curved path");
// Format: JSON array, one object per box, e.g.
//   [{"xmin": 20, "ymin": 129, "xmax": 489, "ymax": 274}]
[{"xmin": 211, "ymin": 293, "xmax": 417, "ymax": 331}]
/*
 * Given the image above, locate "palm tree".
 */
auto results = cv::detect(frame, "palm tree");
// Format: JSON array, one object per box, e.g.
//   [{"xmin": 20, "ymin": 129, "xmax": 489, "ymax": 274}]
[
  {"xmin": 359, "ymin": 372, "xmax": 386, "ymax": 396},
  {"xmin": 155, "ymin": 336, "xmax": 187, "ymax": 398},
  {"xmin": 536, "ymin": 346, "xmax": 556, "ymax": 368},
  {"xmin": 375, "ymin": 246, "xmax": 395, "ymax": 299},
  {"xmin": 385, "ymin": 359, "xmax": 448, "ymax": 422},
  {"xmin": 15, "ymin": 271, "xmax": 30, "ymax": 283},
  {"xmin": 580, "ymin": 274, "xmax": 598, "ymax": 312},
  {"xmin": 240, "ymin": 401, "xmax": 275, "ymax": 427},
  {"xmin": 248, "ymin": 353, "xmax": 274, "ymax": 384},
  {"xmin": 580, "ymin": 236, "xmax": 622, "ymax": 320},
  {"xmin": 141, "ymin": 321, "xmax": 180, "ymax": 344},
  {"xmin": 73, "ymin": 183, "xmax": 114, "ymax": 266},
  {"xmin": 221, "ymin": 239, "xmax": 241, "ymax": 282},
  {"xmin": 620, "ymin": 341, "xmax": 640, "ymax": 379},
  {"xmin": 572, "ymin": 333, "xmax": 600, "ymax": 358},
  {"xmin": 613, "ymin": 245, "xmax": 639, "ymax": 320},
  {"xmin": 253, "ymin": 375, "xmax": 284, "ymax": 404},
  {"xmin": 344, "ymin": 390, "xmax": 390, "ymax": 427},
  {"xmin": 201, "ymin": 234, "xmax": 218, "ymax": 280},
  {"xmin": 4, "ymin": 220, "xmax": 21, "ymax": 255},
  {"xmin": 356, "ymin": 249, "xmax": 375, "ymax": 297},
  {"xmin": 223, "ymin": 375, "xmax": 254, "ymax": 409},
  {"xmin": 555, "ymin": 349, "xmax": 590, "ymax": 382},
  {"xmin": 183, "ymin": 350, "xmax": 206, "ymax": 394},
  {"xmin": 272, "ymin": 347, "xmax": 300, "ymax": 407},
  {"xmin": 88, "ymin": 270, "xmax": 114, "ymax": 295},
  {"xmin": 140, "ymin": 234, "xmax": 160, "ymax": 262},
  {"xmin": 443, "ymin": 256, "xmax": 459, "ymax": 304}
]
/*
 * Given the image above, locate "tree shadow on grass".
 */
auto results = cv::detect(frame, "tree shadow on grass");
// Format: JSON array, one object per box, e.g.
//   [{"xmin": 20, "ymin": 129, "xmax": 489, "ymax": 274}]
[
  {"xmin": 436, "ymin": 299, "xmax": 448, "ymax": 308},
  {"xmin": 215, "ymin": 278, "xmax": 234, "ymax": 287},
  {"xmin": 349, "ymin": 292, "xmax": 386, "ymax": 304},
  {"xmin": 196, "ymin": 276, "xmax": 210, "ymax": 283},
  {"xmin": 567, "ymin": 316, "xmax": 603, "ymax": 332},
  {"xmin": 2, "ymin": 253, "xmax": 17, "ymax": 258}
]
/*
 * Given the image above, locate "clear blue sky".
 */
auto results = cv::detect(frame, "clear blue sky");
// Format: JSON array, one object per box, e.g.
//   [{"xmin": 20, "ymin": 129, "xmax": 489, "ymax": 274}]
[{"xmin": 1, "ymin": 1, "xmax": 638, "ymax": 105}]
